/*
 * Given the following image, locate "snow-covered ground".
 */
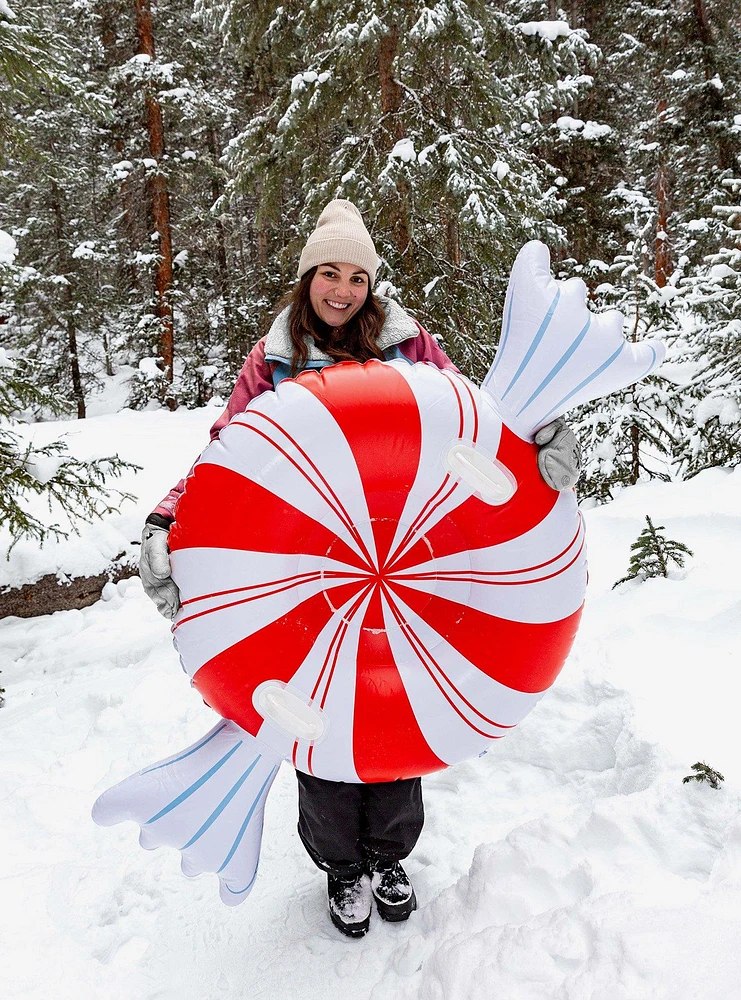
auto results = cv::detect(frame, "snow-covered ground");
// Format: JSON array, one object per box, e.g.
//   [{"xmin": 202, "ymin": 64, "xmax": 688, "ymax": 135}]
[
  {"xmin": 2, "ymin": 408, "xmax": 740, "ymax": 999},
  {"xmin": 0, "ymin": 399, "xmax": 219, "ymax": 589}
]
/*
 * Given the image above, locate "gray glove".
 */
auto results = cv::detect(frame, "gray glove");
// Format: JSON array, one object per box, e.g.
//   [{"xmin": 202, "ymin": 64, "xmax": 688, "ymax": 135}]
[
  {"xmin": 140, "ymin": 521, "xmax": 180, "ymax": 619},
  {"xmin": 534, "ymin": 419, "xmax": 582, "ymax": 491}
]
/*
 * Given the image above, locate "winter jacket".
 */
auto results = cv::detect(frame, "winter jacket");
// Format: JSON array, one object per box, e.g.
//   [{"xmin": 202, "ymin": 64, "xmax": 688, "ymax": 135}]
[{"xmin": 150, "ymin": 297, "xmax": 460, "ymax": 522}]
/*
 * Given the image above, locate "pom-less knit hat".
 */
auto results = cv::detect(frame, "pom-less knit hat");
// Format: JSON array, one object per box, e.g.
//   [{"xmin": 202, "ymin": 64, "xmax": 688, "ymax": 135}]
[{"xmin": 297, "ymin": 199, "xmax": 379, "ymax": 284}]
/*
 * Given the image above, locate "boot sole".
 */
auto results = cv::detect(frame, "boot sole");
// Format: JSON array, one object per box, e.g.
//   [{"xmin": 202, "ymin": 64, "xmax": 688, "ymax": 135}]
[
  {"xmin": 374, "ymin": 887, "xmax": 418, "ymax": 922},
  {"xmin": 329, "ymin": 907, "xmax": 370, "ymax": 938}
]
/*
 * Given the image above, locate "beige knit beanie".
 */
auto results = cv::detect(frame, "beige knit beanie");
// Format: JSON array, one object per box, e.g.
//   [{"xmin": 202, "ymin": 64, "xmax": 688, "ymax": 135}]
[{"xmin": 297, "ymin": 200, "xmax": 379, "ymax": 284}]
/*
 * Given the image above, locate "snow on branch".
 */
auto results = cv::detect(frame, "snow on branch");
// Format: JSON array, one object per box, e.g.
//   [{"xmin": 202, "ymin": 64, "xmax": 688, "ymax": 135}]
[{"xmin": 517, "ymin": 21, "xmax": 572, "ymax": 42}]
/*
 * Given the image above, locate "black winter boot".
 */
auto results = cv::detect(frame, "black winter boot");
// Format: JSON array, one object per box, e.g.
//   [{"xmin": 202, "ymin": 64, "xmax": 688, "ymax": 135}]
[
  {"xmin": 369, "ymin": 861, "xmax": 417, "ymax": 922},
  {"xmin": 327, "ymin": 873, "xmax": 372, "ymax": 938}
]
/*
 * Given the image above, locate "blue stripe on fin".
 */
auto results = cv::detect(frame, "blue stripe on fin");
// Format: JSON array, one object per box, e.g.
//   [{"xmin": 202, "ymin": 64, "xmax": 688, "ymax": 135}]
[
  {"xmin": 141, "ymin": 723, "xmax": 228, "ymax": 775},
  {"xmin": 502, "ymin": 288, "xmax": 561, "ymax": 400},
  {"xmin": 640, "ymin": 344, "xmax": 658, "ymax": 379},
  {"xmin": 180, "ymin": 755, "xmax": 262, "ymax": 850},
  {"xmin": 223, "ymin": 866, "xmax": 260, "ymax": 897},
  {"xmin": 486, "ymin": 285, "xmax": 515, "ymax": 381},
  {"xmin": 540, "ymin": 341, "xmax": 626, "ymax": 422},
  {"xmin": 217, "ymin": 767, "xmax": 280, "ymax": 874},
  {"xmin": 145, "ymin": 741, "xmax": 243, "ymax": 825},
  {"xmin": 516, "ymin": 317, "xmax": 591, "ymax": 416}
]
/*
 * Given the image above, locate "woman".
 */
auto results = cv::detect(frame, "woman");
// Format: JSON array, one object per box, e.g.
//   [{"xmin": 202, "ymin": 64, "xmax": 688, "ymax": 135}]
[{"xmin": 140, "ymin": 200, "xmax": 581, "ymax": 938}]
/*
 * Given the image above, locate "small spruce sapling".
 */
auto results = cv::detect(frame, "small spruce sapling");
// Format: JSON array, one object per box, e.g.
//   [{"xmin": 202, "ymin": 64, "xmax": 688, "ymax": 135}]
[
  {"xmin": 613, "ymin": 515, "xmax": 693, "ymax": 588},
  {"xmin": 683, "ymin": 762, "xmax": 724, "ymax": 790},
  {"xmin": 0, "ymin": 356, "xmax": 138, "ymax": 550}
]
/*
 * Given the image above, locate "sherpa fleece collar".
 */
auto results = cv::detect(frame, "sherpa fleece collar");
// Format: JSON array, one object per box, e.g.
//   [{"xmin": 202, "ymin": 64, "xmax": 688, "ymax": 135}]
[{"xmin": 263, "ymin": 296, "xmax": 419, "ymax": 362}]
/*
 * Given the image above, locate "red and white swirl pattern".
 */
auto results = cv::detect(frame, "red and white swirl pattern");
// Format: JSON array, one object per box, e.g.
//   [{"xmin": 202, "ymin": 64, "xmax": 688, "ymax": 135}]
[{"xmin": 169, "ymin": 360, "xmax": 586, "ymax": 782}]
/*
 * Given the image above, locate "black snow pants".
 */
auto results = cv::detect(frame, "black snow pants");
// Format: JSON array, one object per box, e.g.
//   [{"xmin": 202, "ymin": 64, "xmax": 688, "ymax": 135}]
[{"xmin": 296, "ymin": 771, "xmax": 424, "ymax": 878}]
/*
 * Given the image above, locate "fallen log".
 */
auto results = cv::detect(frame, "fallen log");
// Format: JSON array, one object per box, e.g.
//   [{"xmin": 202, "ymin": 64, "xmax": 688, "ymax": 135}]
[{"xmin": 0, "ymin": 553, "xmax": 139, "ymax": 619}]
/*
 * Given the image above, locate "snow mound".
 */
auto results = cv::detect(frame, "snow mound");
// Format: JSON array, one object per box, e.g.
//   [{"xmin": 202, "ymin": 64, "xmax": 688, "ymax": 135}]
[
  {"xmin": 2, "ymin": 409, "xmax": 741, "ymax": 999},
  {"xmin": 0, "ymin": 407, "xmax": 216, "ymax": 589}
]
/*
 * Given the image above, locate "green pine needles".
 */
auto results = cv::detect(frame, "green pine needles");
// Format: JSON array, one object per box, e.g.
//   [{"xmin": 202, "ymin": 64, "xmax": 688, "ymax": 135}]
[
  {"xmin": 613, "ymin": 515, "xmax": 693, "ymax": 588},
  {"xmin": 682, "ymin": 762, "xmax": 724, "ymax": 790},
  {"xmin": 0, "ymin": 356, "xmax": 137, "ymax": 550}
]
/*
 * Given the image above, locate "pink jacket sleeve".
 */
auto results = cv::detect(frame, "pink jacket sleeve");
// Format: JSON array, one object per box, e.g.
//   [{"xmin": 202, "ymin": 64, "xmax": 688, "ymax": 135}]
[
  {"xmin": 150, "ymin": 338, "xmax": 273, "ymax": 522},
  {"xmin": 399, "ymin": 323, "xmax": 461, "ymax": 373}
]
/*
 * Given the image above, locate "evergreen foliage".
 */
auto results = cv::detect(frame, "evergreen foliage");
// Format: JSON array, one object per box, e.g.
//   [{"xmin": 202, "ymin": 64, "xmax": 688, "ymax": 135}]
[
  {"xmin": 571, "ymin": 190, "xmax": 682, "ymax": 501},
  {"xmin": 0, "ymin": 349, "xmax": 136, "ymax": 548},
  {"xmin": 0, "ymin": 0, "xmax": 56, "ymax": 149},
  {"xmin": 210, "ymin": 0, "xmax": 598, "ymax": 379},
  {"xmin": 613, "ymin": 515, "xmax": 693, "ymax": 588},
  {"xmin": 676, "ymin": 174, "xmax": 741, "ymax": 474},
  {"xmin": 0, "ymin": 0, "xmax": 740, "ymax": 496},
  {"xmin": 682, "ymin": 761, "xmax": 724, "ymax": 790}
]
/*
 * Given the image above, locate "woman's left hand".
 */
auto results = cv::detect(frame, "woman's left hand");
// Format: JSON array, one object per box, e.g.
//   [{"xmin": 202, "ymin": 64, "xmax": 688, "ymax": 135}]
[{"xmin": 534, "ymin": 419, "xmax": 582, "ymax": 491}]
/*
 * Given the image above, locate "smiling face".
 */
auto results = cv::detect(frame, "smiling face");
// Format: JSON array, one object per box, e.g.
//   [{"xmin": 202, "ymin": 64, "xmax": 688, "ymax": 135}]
[{"xmin": 309, "ymin": 262, "xmax": 370, "ymax": 327}]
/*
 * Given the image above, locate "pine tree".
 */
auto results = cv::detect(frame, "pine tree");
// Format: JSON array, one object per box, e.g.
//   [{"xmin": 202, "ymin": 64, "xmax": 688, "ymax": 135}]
[
  {"xmin": 652, "ymin": 2, "xmax": 741, "ymax": 477},
  {"xmin": 1, "ymin": 0, "xmax": 262, "ymax": 411},
  {"xmin": 571, "ymin": 189, "xmax": 682, "ymax": 501},
  {"xmin": 202, "ymin": 0, "xmax": 598, "ymax": 380},
  {"xmin": 613, "ymin": 515, "xmax": 693, "ymax": 587},
  {"xmin": 563, "ymin": 1, "xmax": 741, "ymax": 490},
  {"xmin": 3, "ymin": 0, "xmax": 740, "ymax": 480},
  {"xmin": 675, "ymin": 174, "xmax": 741, "ymax": 474},
  {"xmin": 147, "ymin": 0, "xmax": 265, "ymax": 395},
  {"xmin": 523, "ymin": 0, "xmax": 622, "ymax": 267},
  {"xmin": 0, "ymin": 0, "xmax": 55, "ymax": 149},
  {"xmin": 102, "ymin": 0, "xmax": 265, "ymax": 407},
  {"xmin": 658, "ymin": 0, "xmax": 741, "ymax": 263},
  {"xmin": 0, "ymin": 0, "xmax": 118, "ymax": 417},
  {"xmin": 0, "ymin": 344, "xmax": 136, "ymax": 547},
  {"xmin": 682, "ymin": 761, "xmax": 724, "ymax": 790}
]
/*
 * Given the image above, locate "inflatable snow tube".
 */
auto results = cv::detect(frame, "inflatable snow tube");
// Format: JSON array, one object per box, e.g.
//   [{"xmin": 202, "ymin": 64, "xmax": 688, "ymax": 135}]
[
  {"xmin": 92, "ymin": 241, "xmax": 666, "ymax": 904},
  {"xmin": 168, "ymin": 359, "xmax": 586, "ymax": 783}
]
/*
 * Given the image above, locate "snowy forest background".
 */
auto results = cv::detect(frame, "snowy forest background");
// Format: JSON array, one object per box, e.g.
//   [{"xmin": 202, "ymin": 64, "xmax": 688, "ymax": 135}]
[
  {"xmin": 2, "ymin": 0, "xmax": 741, "ymax": 516},
  {"xmin": 3, "ymin": 6, "xmax": 741, "ymax": 996}
]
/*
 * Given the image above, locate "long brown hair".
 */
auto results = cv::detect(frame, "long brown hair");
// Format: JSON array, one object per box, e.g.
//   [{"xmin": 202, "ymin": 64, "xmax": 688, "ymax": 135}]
[{"xmin": 283, "ymin": 267, "xmax": 387, "ymax": 376}]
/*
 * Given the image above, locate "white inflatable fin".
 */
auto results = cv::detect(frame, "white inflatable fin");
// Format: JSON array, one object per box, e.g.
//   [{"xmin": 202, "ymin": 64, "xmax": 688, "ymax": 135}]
[
  {"xmin": 481, "ymin": 241, "xmax": 666, "ymax": 439},
  {"xmin": 92, "ymin": 721, "xmax": 281, "ymax": 906}
]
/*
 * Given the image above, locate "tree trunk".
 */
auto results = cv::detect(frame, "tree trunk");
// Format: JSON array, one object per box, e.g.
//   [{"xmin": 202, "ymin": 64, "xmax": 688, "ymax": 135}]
[
  {"xmin": 439, "ymin": 52, "xmax": 460, "ymax": 274},
  {"xmin": 655, "ymin": 191, "xmax": 671, "ymax": 285},
  {"xmin": 87, "ymin": 101, "xmax": 116, "ymax": 381},
  {"xmin": 0, "ymin": 556, "xmax": 137, "ymax": 618},
  {"xmin": 628, "ymin": 321, "xmax": 640, "ymax": 484},
  {"xmin": 654, "ymin": 99, "xmax": 673, "ymax": 288},
  {"xmin": 253, "ymin": 178, "xmax": 271, "ymax": 341},
  {"xmin": 116, "ymin": 138, "xmax": 141, "ymax": 291},
  {"xmin": 655, "ymin": 159, "xmax": 672, "ymax": 288},
  {"xmin": 134, "ymin": 0, "xmax": 175, "ymax": 389},
  {"xmin": 692, "ymin": 0, "xmax": 734, "ymax": 170},
  {"xmin": 50, "ymin": 182, "xmax": 86, "ymax": 419},
  {"xmin": 378, "ymin": 25, "xmax": 411, "ymax": 258},
  {"xmin": 693, "ymin": 0, "xmax": 712, "ymax": 45},
  {"xmin": 101, "ymin": 326, "xmax": 114, "ymax": 378},
  {"xmin": 378, "ymin": 25, "xmax": 403, "ymax": 132},
  {"xmin": 207, "ymin": 126, "xmax": 234, "ymax": 344},
  {"xmin": 445, "ymin": 211, "xmax": 460, "ymax": 269},
  {"xmin": 630, "ymin": 420, "xmax": 640, "ymax": 484},
  {"xmin": 99, "ymin": 9, "xmax": 140, "ymax": 291},
  {"xmin": 68, "ymin": 316, "xmax": 85, "ymax": 420}
]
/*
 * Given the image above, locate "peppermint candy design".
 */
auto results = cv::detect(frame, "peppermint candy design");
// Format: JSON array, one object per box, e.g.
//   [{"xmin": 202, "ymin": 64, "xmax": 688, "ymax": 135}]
[{"xmin": 169, "ymin": 360, "xmax": 586, "ymax": 783}]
